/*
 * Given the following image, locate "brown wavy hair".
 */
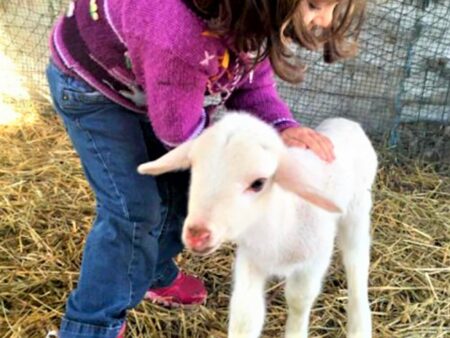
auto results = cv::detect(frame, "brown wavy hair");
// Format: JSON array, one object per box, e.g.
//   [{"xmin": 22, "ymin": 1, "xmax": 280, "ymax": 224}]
[{"xmin": 191, "ymin": 0, "xmax": 366, "ymax": 83}]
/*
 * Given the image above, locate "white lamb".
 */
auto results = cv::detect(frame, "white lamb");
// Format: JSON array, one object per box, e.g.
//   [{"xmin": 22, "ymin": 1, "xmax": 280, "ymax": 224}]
[{"xmin": 138, "ymin": 112, "xmax": 377, "ymax": 338}]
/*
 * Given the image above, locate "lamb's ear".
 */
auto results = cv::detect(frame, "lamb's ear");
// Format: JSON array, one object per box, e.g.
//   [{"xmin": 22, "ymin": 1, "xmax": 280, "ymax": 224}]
[
  {"xmin": 137, "ymin": 140, "xmax": 193, "ymax": 176},
  {"xmin": 275, "ymin": 150, "xmax": 342, "ymax": 213}
]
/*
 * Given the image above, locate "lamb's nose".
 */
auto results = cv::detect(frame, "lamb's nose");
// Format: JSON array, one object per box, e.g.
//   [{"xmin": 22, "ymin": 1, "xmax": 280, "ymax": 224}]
[{"xmin": 186, "ymin": 226, "xmax": 211, "ymax": 249}]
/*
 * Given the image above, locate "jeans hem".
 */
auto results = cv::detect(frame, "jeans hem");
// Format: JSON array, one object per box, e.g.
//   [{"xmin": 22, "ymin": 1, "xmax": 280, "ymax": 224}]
[
  {"xmin": 59, "ymin": 317, "xmax": 124, "ymax": 338},
  {"xmin": 151, "ymin": 260, "xmax": 179, "ymax": 289}
]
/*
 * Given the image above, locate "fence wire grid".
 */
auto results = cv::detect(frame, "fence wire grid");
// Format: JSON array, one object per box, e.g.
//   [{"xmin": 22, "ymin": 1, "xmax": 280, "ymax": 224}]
[{"xmin": 0, "ymin": 0, "xmax": 449, "ymax": 164}]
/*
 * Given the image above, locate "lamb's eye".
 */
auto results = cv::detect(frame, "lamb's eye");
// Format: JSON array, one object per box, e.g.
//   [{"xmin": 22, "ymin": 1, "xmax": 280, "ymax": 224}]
[{"xmin": 248, "ymin": 178, "xmax": 267, "ymax": 192}]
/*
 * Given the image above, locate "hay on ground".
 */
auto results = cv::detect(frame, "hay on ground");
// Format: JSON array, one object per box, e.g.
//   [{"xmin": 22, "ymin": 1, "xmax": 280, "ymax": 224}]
[{"xmin": 0, "ymin": 100, "xmax": 449, "ymax": 337}]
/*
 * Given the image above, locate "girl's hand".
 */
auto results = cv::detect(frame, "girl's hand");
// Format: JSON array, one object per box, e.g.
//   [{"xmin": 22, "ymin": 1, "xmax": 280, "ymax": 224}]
[{"xmin": 280, "ymin": 126, "xmax": 335, "ymax": 163}]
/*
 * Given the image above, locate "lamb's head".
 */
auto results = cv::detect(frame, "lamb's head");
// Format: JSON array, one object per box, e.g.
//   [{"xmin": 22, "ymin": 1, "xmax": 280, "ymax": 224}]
[{"xmin": 138, "ymin": 113, "xmax": 340, "ymax": 255}]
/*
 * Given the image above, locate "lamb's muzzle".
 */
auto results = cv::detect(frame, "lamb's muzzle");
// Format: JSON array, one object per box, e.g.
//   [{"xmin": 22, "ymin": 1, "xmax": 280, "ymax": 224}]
[{"xmin": 184, "ymin": 225, "xmax": 214, "ymax": 254}]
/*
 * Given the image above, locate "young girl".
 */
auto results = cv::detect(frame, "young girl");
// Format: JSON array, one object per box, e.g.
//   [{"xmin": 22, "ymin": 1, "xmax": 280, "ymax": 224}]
[{"xmin": 46, "ymin": 0, "xmax": 365, "ymax": 337}]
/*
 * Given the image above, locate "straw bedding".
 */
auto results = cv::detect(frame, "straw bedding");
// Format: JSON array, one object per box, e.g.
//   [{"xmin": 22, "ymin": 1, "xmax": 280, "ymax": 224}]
[{"xmin": 0, "ymin": 100, "xmax": 449, "ymax": 337}]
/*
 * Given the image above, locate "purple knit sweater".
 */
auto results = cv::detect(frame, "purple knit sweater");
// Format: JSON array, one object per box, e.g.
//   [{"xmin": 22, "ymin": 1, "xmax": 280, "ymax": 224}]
[{"xmin": 50, "ymin": 0, "xmax": 299, "ymax": 147}]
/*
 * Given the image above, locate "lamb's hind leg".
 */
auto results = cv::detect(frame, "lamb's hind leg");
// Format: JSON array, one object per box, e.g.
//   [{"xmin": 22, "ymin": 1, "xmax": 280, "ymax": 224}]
[
  {"xmin": 284, "ymin": 255, "xmax": 332, "ymax": 338},
  {"xmin": 338, "ymin": 194, "xmax": 372, "ymax": 338}
]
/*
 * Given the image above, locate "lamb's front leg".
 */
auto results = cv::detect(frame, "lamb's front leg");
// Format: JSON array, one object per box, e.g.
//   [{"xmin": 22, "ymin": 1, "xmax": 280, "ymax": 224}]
[
  {"xmin": 284, "ymin": 257, "xmax": 330, "ymax": 338},
  {"xmin": 228, "ymin": 250, "xmax": 267, "ymax": 338}
]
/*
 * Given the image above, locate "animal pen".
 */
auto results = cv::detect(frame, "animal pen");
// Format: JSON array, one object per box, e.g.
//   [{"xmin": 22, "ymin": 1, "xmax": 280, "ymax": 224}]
[{"xmin": 0, "ymin": 0, "xmax": 448, "ymax": 337}]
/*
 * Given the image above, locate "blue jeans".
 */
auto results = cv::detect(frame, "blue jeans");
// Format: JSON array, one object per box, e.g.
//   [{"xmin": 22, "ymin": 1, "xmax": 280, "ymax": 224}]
[{"xmin": 46, "ymin": 62, "xmax": 189, "ymax": 338}]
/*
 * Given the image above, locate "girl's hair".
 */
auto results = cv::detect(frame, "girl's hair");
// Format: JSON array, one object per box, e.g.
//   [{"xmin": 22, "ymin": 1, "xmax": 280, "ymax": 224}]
[{"xmin": 192, "ymin": 0, "xmax": 366, "ymax": 83}]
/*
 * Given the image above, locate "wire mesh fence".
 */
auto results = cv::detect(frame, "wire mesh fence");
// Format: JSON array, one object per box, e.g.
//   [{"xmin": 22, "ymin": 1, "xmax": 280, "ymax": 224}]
[
  {"xmin": 0, "ymin": 0, "xmax": 448, "ymax": 164},
  {"xmin": 281, "ymin": 0, "xmax": 449, "ymax": 164}
]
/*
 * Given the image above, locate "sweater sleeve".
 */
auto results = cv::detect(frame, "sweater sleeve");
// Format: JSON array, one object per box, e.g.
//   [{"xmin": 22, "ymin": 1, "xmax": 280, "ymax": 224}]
[
  {"xmin": 225, "ymin": 58, "xmax": 300, "ymax": 132},
  {"xmin": 119, "ymin": 0, "xmax": 218, "ymax": 148},
  {"xmin": 141, "ymin": 48, "xmax": 210, "ymax": 148}
]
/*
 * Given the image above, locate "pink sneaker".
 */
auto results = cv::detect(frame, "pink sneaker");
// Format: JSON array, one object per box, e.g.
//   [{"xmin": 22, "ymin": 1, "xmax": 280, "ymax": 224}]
[
  {"xmin": 117, "ymin": 323, "xmax": 126, "ymax": 338},
  {"xmin": 144, "ymin": 272, "xmax": 207, "ymax": 307}
]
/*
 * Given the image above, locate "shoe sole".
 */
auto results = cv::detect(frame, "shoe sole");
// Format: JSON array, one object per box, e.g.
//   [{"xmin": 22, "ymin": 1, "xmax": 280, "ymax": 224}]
[{"xmin": 146, "ymin": 295, "xmax": 206, "ymax": 309}]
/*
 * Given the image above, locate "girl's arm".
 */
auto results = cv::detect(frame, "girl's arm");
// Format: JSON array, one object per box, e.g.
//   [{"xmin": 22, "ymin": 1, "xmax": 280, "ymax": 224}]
[
  {"xmin": 142, "ymin": 48, "xmax": 210, "ymax": 148},
  {"xmin": 225, "ymin": 58, "xmax": 300, "ymax": 132},
  {"xmin": 225, "ymin": 58, "xmax": 334, "ymax": 162}
]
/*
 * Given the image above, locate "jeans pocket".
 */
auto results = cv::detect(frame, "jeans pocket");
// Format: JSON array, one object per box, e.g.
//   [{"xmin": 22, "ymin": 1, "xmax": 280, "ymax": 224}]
[
  {"xmin": 59, "ymin": 87, "xmax": 112, "ymax": 113},
  {"xmin": 47, "ymin": 62, "xmax": 112, "ymax": 115}
]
